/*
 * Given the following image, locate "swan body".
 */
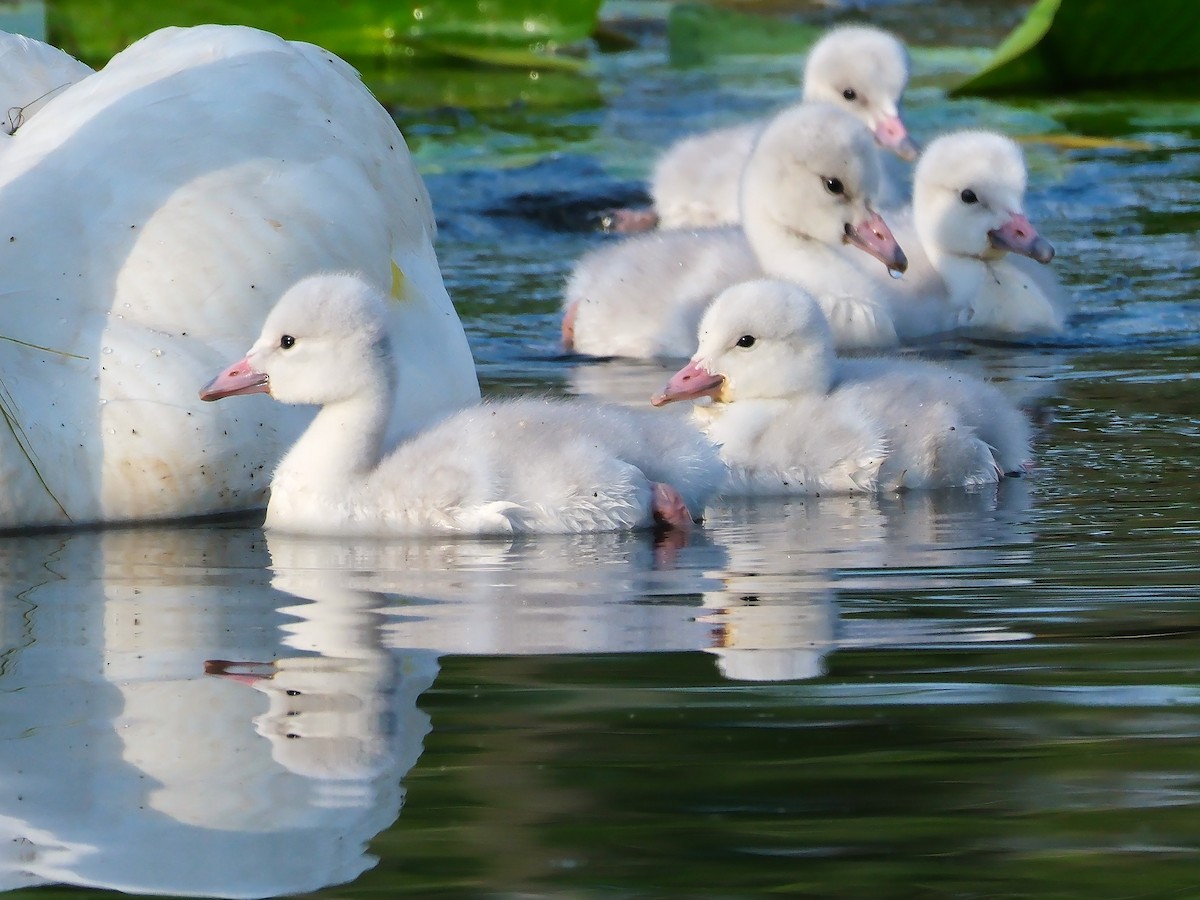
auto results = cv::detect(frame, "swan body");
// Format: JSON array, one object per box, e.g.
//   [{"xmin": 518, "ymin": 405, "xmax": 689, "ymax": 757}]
[
  {"xmin": 649, "ymin": 122, "xmax": 760, "ymax": 232},
  {"xmin": 564, "ymin": 228, "xmax": 761, "ymax": 358},
  {"xmin": 652, "ymin": 280, "xmax": 1032, "ymax": 493},
  {"xmin": 202, "ymin": 274, "xmax": 725, "ymax": 536},
  {"xmin": 887, "ymin": 130, "xmax": 1068, "ymax": 340},
  {"xmin": 565, "ymin": 103, "xmax": 908, "ymax": 359},
  {"xmin": 0, "ymin": 25, "xmax": 479, "ymax": 529},
  {"xmin": 651, "ymin": 25, "xmax": 916, "ymax": 229}
]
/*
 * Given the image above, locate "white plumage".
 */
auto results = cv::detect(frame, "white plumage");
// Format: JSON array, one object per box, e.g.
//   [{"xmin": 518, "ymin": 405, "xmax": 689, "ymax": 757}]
[
  {"xmin": 0, "ymin": 29, "xmax": 93, "ymax": 133},
  {"xmin": 0, "ymin": 25, "xmax": 479, "ymax": 528},
  {"xmin": 564, "ymin": 103, "xmax": 908, "ymax": 359},
  {"xmin": 652, "ymin": 279, "xmax": 1033, "ymax": 494},
  {"xmin": 202, "ymin": 274, "xmax": 726, "ymax": 536},
  {"xmin": 886, "ymin": 130, "xmax": 1068, "ymax": 340},
  {"xmin": 650, "ymin": 25, "xmax": 916, "ymax": 229}
]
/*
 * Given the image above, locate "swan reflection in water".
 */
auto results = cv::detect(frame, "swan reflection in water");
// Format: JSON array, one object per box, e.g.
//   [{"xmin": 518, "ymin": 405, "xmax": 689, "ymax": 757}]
[
  {"xmin": 0, "ymin": 482, "xmax": 1033, "ymax": 896},
  {"xmin": 266, "ymin": 477, "xmax": 1033, "ymax": 684},
  {"xmin": 0, "ymin": 528, "xmax": 436, "ymax": 898},
  {"xmin": 695, "ymin": 481, "xmax": 1035, "ymax": 681}
]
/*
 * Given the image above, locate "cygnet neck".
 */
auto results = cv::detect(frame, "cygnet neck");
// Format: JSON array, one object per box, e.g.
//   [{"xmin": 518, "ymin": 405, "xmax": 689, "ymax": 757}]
[
  {"xmin": 275, "ymin": 385, "xmax": 392, "ymax": 488},
  {"xmin": 744, "ymin": 201, "xmax": 879, "ymax": 298},
  {"xmin": 926, "ymin": 245, "xmax": 991, "ymax": 312},
  {"xmin": 744, "ymin": 207, "xmax": 822, "ymax": 268}
]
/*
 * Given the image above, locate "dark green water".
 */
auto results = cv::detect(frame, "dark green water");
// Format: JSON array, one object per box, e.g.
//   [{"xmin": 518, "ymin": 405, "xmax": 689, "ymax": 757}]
[{"xmin": 3, "ymin": 1, "xmax": 1200, "ymax": 897}]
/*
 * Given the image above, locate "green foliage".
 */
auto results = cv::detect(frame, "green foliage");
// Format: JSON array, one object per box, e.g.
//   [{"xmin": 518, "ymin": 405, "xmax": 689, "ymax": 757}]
[
  {"xmin": 46, "ymin": 0, "xmax": 604, "ymax": 71},
  {"xmin": 371, "ymin": 63, "xmax": 601, "ymax": 113},
  {"xmin": 954, "ymin": 0, "xmax": 1200, "ymax": 95},
  {"xmin": 42, "ymin": 0, "xmax": 607, "ymax": 111},
  {"xmin": 666, "ymin": 2, "xmax": 822, "ymax": 68}
]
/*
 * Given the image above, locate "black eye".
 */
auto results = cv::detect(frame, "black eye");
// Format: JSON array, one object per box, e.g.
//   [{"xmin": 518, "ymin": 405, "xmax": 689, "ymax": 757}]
[
  {"xmin": 280, "ymin": 334, "xmax": 296, "ymax": 349},
  {"xmin": 736, "ymin": 334, "xmax": 756, "ymax": 348},
  {"xmin": 842, "ymin": 88, "xmax": 857, "ymax": 101},
  {"xmin": 824, "ymin": 177, "xmax": 844, "ymax": 196},
  {"xmin": 960, "ymin": 188, "xmax": 979, "ymax": 205}
]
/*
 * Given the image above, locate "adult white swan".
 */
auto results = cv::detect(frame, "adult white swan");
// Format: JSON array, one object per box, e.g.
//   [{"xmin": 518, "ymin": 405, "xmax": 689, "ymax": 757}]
[{"xmin": 0, "ymin": 25, "xmax": 479, "ymax": 529}]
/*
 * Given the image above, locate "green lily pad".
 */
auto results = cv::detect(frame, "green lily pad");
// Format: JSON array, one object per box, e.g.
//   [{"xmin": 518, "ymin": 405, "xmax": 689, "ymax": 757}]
[
  {"xmin": 953, "ymin": 0, "xmax": 1200, "ymax": 95},
  {"xmin": 46, "ymin": 0, "xmax": 603, "ymax": 70},
  {"xmin": 368, "ymin": 62, "xmax": 600, "ymax": 113},
  {"xmin": 666, "ymin": 2, "xmax": 822, "ymax": 68}
]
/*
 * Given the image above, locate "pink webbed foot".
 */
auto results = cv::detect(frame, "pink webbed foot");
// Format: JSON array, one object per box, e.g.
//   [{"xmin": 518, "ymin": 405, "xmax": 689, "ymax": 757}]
[
  {"xmin": 651, "ymin": 482, "xmax": 692, "ymax": 567},
  {"xmin": 204, "ymin": 658, "xmax": 275, "ymax": 686},
  {"xmin": 601, "ymin": 206, "xmax": 660, "ymax": 234},
  {"xmin": 651, "ymin": 481, "xmax": 693, "ymax": 533},
  {"xmin": 561, "ymin": 301, "xmax": 578, "ymax": 351}
]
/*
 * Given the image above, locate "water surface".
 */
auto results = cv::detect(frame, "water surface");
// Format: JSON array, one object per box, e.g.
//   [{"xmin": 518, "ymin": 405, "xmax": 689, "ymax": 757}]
[{"xmin": 3, "ymin": 1, "xmax": 1200, "ymax": 897}]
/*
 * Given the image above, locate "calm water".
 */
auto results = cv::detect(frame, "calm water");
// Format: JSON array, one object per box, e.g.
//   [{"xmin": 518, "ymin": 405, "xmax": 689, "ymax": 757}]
[{"xmin": 4, "ymin": 2, "xmax": 1200, "ymax": 897}]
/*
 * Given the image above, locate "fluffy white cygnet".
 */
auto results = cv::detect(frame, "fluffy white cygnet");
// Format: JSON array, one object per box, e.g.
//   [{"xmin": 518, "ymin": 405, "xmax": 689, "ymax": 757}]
[
  {"xmin": 651, "ymin": 280, "xmax": 1032, "ymax": 494},
  {"xmin": 564, "ymin": 103, "xmax": 908, "ymax": 359},
  {"xmin": 887, "ymin": 130, "xmax": 1068, "ymax": 340},
  {"xmin": 651, "ymin": 25, "xmax": 917, "ymax": 230},
  {"xmin": 202, "ymin": 274, "xmax": 726, "ymax": 536}
]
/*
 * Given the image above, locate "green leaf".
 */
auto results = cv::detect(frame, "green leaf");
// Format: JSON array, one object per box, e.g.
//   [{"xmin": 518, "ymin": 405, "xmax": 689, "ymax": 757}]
[
  {"xmin": 411, "ymin": 37, "xmax": 587, "ymax": 72},
  {"xmin": 368, "ymin": 63, "xmax": 600, "ymax": 113},
  {"xmin": 666, "ymin": 2, "xmax": 822, "ymax": 68},
  {"xmin": 45, "ymin": 0, "xmax": 603, "ymax": 70},
  {"xmin": 953, "ymin": 0, "xmax": 1200, "ymax": 95}
]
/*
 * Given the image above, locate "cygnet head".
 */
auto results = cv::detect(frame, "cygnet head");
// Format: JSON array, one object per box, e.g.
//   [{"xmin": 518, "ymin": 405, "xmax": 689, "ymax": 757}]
[
  {"xmin": 200, "ymin": 273, "xmax": 394, "ymax": 406},
  {"xmin": 742, "ymin": 102, "xmax": 907, "ymax": 273},
  {"xmin": 913, "ymin": 130, "xmax": 1055, "ymax": 265},
  {"xmin": 652, "ymin": 280, "xmax": 836, "ymax": 407},
  {"xmin": 803, "ymin": 25, "xmax": 918, "ymax": 160}
]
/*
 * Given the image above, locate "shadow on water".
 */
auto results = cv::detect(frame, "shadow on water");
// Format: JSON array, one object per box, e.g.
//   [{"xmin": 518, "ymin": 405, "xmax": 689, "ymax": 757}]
[{"xmin": 4, "ymin": 0, "xmax": 1200, "ymax": 896}]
